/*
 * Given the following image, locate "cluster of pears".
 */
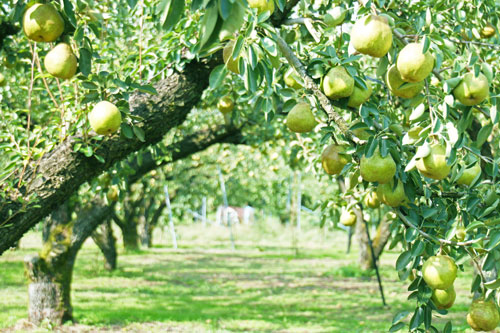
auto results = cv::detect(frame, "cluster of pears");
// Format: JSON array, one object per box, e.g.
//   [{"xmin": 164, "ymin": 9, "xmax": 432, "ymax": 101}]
[{"xmin": 422, "ymin": 255, "xmax": 458, "ymax": 310}]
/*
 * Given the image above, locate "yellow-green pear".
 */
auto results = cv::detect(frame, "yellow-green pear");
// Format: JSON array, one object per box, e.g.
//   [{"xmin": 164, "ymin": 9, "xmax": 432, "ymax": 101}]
[
  {"xmin": 364, "ymin": 191, "xmax": 380, "ymax": 208},
  {"xmin": 247, "ymin": 0, "xmax": 275, "ymax": 15},
  {"xmin": 347, "ymin": 81, "xmax": 372, "ymax": 108},
  {"xmin": 340, "ymin": 208, "xmax": 356, "ymax": 226},
  {"xmin": 467, "ymin": 299, "xmax": 500, "ymax": 332},
  {"xmin": 23, "ymin": 3, "xmax": 65, "ymax": 43},
  {"xmin": 284, "ymin": 68, "xmax": 302, "ymax": 89},
  {"xmin": 324, "ymin": 7, "xmax": 346, "ymax": 27},
  {"xmin": 350, "ymin": 15, "xmax": 393, "ymax": 58},
  {"xmin": 376, "ymin": 180, "xmax": 407, "ymax": 207},
  {"xmin": 360, "ymin": 148, "xmax": 396, "ymax": 184},
  {"xmin": 321, "ymin": 145, "xmax": 350, "ymax": 175},
  {"xmin": 322, "ymin": 66, "xmax": 354, "ymax": 99},
  {"xmin": 457, "ymin": 163, "xmax": 481, "ymax": 186},
  {"xmin": 422, "ymin": 255, "xmax": 457, "ymax": 290},
  {"xmin": 386, "ymin": 65, "xmax": 424, "ymax": 99},
  {"xmin": 431, "ymin": 286, "xmax": 456, "ymax": 310},
  {"xmin": 89, "ymin": 101, "xmax": 122, "ymax": 135},
  {"xmin": 453, "ymin": 73, "xmax": 489, "ymax": 106},
  {"xmin": 455, "ymin": 227, "xmax": 466, "ymax": 241},
  {"xmin": 0, "ymin": 73, "xmax": 5, "ymax": 87},
  {"xmin": 223, "ymin": 40, "xmax": 240, "ymax": 74},
  {"xmin": 416, "ymin": 143, "xmax": 451, "ymax": 180},
  {"xmin": 106, "ymin": 185, "xmax": 119, "ymax": 202},
  {"xmin": 396, "ymin": 43, "xmax": 435, "ymax": 83},
  {"xmin": 286, "ymin": 103, "xmax": 316, "ymax": 133},
  {"xmin": 480, "ymin": 23, "xmax": 496, "ymax": 39},
  {"xmin": 44, "ymin": 43, "xmax": 78, "ymax": 80},
  {"xmin": 217, "ymin": 95, "xmax": 234, "ymax": 114}
]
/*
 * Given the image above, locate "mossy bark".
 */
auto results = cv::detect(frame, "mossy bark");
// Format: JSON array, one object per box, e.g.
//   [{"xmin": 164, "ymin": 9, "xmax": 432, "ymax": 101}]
[{"xmin": 91, "ymin": 220, "xmax": 117, "ymax": 271}]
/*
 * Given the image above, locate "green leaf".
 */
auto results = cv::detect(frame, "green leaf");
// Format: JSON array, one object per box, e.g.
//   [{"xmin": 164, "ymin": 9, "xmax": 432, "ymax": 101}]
[
  {"xmin": 63, "ymin": 0, "xmax": 77, "ymax": 27},
  {"xmin": 159, "ymin": 0, "xmax": 186, "ymax": 31},
  {"xmin": 79, "ymin": 48, "xmax": 92, "ymax": 77},
  {"xmin": 209, "ymin": 65, "xmax": 227, "ymax": 89},
  {"xmin": 443, "ymin": 321, "xmax": 452, "ymax": 333},
  {"xmin": 486, "ymin": 231, "xmax": 500, "ymax": 251},
  {"xmin": 396, "ymin": 251, "xmax": 412, "ymax": 271},
  {"xmin": 392, "ymin": 310, "xmax": 410, "ymax": 325},
  {"xmin": 422, "ymin": 36, "xmax": 430, "ymax": 53},
  {"xmin": 198, "ymin": 2, "xmax": 219, "ymax": 48},
  {"xmin": 389, "ymin": 322, "xmax": 405, "ymax": 332},
  {"xmin": 127, "ymin": 0, "xmax": 139, "ymax": 8},
  {"xmin": 218, "ymin": 0, "xmax": 232, "ymax": 20},
  {"xmin": 121, "ymin": 123, "xmax": 134, "ymax": 139},
  {"xmin": 133, "ymin": 126, "xmax": 146, "ymax": 142}
]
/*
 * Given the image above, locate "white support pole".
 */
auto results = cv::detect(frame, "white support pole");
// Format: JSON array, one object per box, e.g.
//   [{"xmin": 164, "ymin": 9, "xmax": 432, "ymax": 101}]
[
  {"xmin": 202, "ymin": 196, "xmax": 207, "ymax": 226},
  {"xmin": 164, "ymin": 185, "xmax": 178, "ymax": 249},
  {"xmin": 218, "ymin": 166, "xmax": 235, "ymax": 250},
  {"xmin": 296, "ymin": 172, "xmax": 302, "ymax": 233}
]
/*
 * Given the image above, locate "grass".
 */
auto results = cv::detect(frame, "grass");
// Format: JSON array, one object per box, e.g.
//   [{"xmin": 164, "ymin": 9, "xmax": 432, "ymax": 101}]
[{"xmin": 0, "ymin": 220, "xmax": 477, "ymax": 332}]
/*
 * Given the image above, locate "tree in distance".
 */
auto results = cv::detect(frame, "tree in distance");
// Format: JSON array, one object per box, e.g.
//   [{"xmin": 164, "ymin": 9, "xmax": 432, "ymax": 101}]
[
  {"xmin": 340, "ymin": 208, "xmax": 356, "ymax": 226},
  {"xmin": 363, "ymin": 191, "xmax": 380, "ymax": 209},
  {"xmin": 431, "ymin": 285, "xmax": 456, "ymax": 310},
  {"xmin": 217, "ymin": 95, "xmax": 234, "ymax": 114},
  {"xmin": 386, "ymin": 65, "xmax": 424, "ymax": 99},
  {"xmin": 350, "ymin": 15, "xmax": 393, "ymax": 58},
  {"xmin": 360, "ymin": 148, "xmax": 396, "ymax": 184},
  {"xmin": 453, "ymin": 72, "xmax": 490, "ymax": 106},
  {"xmin": 106, "ymin": 185, "xmax": 119, "ymax": 202},
  {"xmin": 322, "ymin": 66, "xmax": 354, "ymax": 99},
  {"xmin": 347, "ymin": 81, "xmax": 372, "ymax": 108},
  {"xmin": 321, "ymin": 144, "xmax": 350, "ymax": 175},
  {"xmin": 286, "ymin": 102, "xmax": 316, "ymax": 133},
  {"xmin": 284, "ymin": 68, "xmax": 302, "ymax": 89},
  {"xmin": 247, "ymin": 0, "xmax": 274, "ymax": 15},
  {"xmin": 457, "ymin": 163, "xmax": 481, "ymax": 186},
  {"xmin": 223, "ymin": 40, "xmax": 240, "ymax": 74},
  {"xmin": 324, "ymin": 7, "xmax": 346, "ymax": 27},
  {"xmin": 44, "ymin": 43, "xmax": 78, "ymax": 80},
  {"xmin": 467, "ymin": 299, "xmax": 500, "ymax": 331},
  {"xmin": 416, "ymin": 143, "xmax": 451, "ymax": 180},
  {"xmin": 376, "ymin": 179, "xmax": 408, "ymax": 207},
  {"xmin": 396, "ymin": 43, "xmax": 434, "ymax": 83},
  {"xmin": 0, "ymin": 73, "xmax": 5, "ymax": 87},
  {"xmin": 23, "ymin": 3, "xmax": 65, "ymax": 43},
  {"xmin": 422, "ymin": 255, "xmax": 457, "ymax": 290},
  {"xmin": 89, "ymin": 101, "xmax": 122, "ymax": 135},
  {"xmin": 480, "ymin": 23, "xmax": 496, "ymax": 39}
]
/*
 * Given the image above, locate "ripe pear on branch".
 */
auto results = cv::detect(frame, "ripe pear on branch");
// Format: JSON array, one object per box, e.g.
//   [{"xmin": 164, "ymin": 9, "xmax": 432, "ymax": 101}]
[
  {"xmin": 386, "ymin": 65, "xmax": 424, "ymax": 99},
  {"xmin": 44, "ymin": 43, "xmax": 78, "ymax": 80},
  {"xmin": 453, "ymin": 72, "xmax": 489, "ymax": 106},
  {"xmin": 350, "ymin": 14, "xmax": 393, "ymax": 58},
  {"xmin": 422, "ymin": 255, "xmax": 457, "ymax": 290},
  {"xmin": 376, "ymin": 180, "xmax": 408, "ymax": 207},
  {"xmin": 89, "ymin": 101, "xmax": 122, "ymax": 135},
  {"xmin": 347, "ymin": 81, "xmax": 372, "ymax": 108},
  {"xmin": 217, "ymin": 96, "xmax": 234, "ymax": 114},
  {"xmin": 23, "ymin": 3, "xmax": 65, "ymax": 43},
  {"xmin": 286, "ymin": 102, "xmax": 316, "ymax": 133},
  {"xmin": 416, "ymin": 143, "xmax": 451, "ymax": 180},
  {"xmin": 340, "ymin": 208, "xmax": 356, "ymax": 226},
  {"xmin": 396, "ymin": 43, "xmax": 434, "ymax": 83},
  {"xmin": 360, "ymin": 148, "xmax": 396, "ymax": 184},
  {"xmin": 322, "ymin": 66, "xmax": 354, "ymax": 100},
  {"xmin": 467, "ymin": 298, "xmax": 500, "ymax": 332},
  {"xmin": 321, "ymin": 145, "xmax": 350, "ymax": 175},
  {"xmin": 223, "ymin": 40, "xmax": 240, "ymax": 74}
]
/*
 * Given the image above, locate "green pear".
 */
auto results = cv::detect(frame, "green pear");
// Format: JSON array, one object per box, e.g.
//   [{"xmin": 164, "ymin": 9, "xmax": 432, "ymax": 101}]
[
  {"xmin": 455, "ymin": 227, "xmax": 466, "ymax": 241},
  {"xmin": 324, "ymin": 7, "xmax": 346, "ymax": 27},
  {"xmin": 89, "ymin": 101, "xmax": 122, "ymax": 135},
  {"xmin": 23, "ymin": 3, "xmax": 65, "ymax": 43},
  {"xmin": 467, "ymin": 299, "xmax": 500, "ymax": 332},
  {"xmin": 322, "ymin": 66, "xmax": 354, "ymax": 99},
  {"xmin": 350, "ymin": 15, "xmax": 393, "ymax": 58},
  {"xmin": 396, "ymin": 43, "xmax": 435, "ymax": 83},
  {"xmin": 453, "ymin": 73, "xmax": 489, "ymax": 106},
  {"xmin": 321, "ymin": 144, "xmax": 350, "ymax": 175},
  {"xmin": 480, "ymin": 23, "xmax": 496, "ymax": 38},
  {"xmin": 364, "ymin": 191, "xmax": 380, "ymax": 209},
  {"xmin": 386, "ymin": 65, "xmax": 424, "ymax": 99},
  {"xmin": 106, "ymin": 185, "xmax": 119, "ymax": 202},
  {"xmin": 217, "ymin": 96, "xmax": 234, "ymax": 114},
  {"xmin": 247, "ymin": 0, "xmax": 275, "ymax": 15},
  {"xmin": 422, "ymin": 255, "xmax": 457, "ymax": 290},
  {"xmin": 416, "ymin": 143, "xmax": 451, "ymax": 180},
  {"xmin": 457, "ymin": 163, "xmax": 481, "ymax": 186},
  {"xmin": 44, "ymin": 43, "xmax": 78, "ymax": 80},
  {"xmin": 360, "ymin": 148, "xmax": 396, "ymax": 184},
  {"xmin": 284, "ymin": 68, "xmax": 302, "ymax": 89},
  {"xmin": 223, "ymin": 40, "xmax": 240, "ymax": 74},
  {"xmin": 286, "ymin": 103, "xmax": 316, "ymax": 133},
  {"xmin": 0, "ymin": 73, "xmax": 5, "ymax": 87},
  {"xmin": 347, "ymin": 81, "xmax": 372, "ymax": 108},
  {"xmin": 431, "ymin": 286, "xmax": 456, "ymax": 310},
  {"xmin": 376, "ymin": 180, "xmax": 407, "ymax": 207},
  {"xmin": 340, "ymin": 208, "xmax": 356, "ymax": 226}
]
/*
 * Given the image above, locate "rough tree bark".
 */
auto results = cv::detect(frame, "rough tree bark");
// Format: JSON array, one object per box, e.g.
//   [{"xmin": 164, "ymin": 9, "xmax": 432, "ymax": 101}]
[
  {"xmin": 356, "ymin": 212, "xmax": 392, "ymax": 270},
  {"xmin": 91, "ymin": 219, "xmax": 117, "ymax": 271},
  {"xmin": 140, "ymin": 202, "xmax": 167, "ymax": 248}
]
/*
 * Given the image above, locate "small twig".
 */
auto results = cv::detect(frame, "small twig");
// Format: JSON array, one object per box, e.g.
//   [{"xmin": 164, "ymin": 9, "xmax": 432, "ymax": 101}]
[
  {"xmin": 448, "ymin": 38, "xmax": 500, "ymax": 49},
  {"xmin": 465, "ymin": 247, "xmax": 486, "ymax": 290}
]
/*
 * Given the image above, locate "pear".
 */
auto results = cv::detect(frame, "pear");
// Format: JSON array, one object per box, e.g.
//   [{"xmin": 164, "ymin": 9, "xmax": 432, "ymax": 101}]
[
  {"xmin": 247, "ymin": 0, "xmax": 275, "ymax": 15},
  {"xmin": 106, "ymin": 185, "xmax": 119, "ymax": 202},
  {"xmin": 455, "ymin": 227, "xmax": 466, "ymax": 241},
  {"xmin": 396, "ymin": 43, "xmax": 435, "ymax": 83},
  {"xmin": 453, "ymin": 73, "xmax": 489, "ymax": 106},
  {"xmin": 364, "ymin": 191, "xmax": 380, "ymax": 209},
  {"xmin": 321, "ymin": 145, "xmax": 350, "ymax": 175},
  {"xmin": 350, "ymin": 15, "xmax": 393, "ymax": 58},
  {"xmin": 457, "ymin": 163, "xmax": 481, "ymax": 186},
  {"xmin": 217, "ymin": 96, "xmax": 234, "ymax": 114},
  {"xmin": 286, "ymin": 103, "xmax": 316, "ymax": 133},
  {"xmin": 340, "ymin": 209, "xmax": 356, "ymax": 226},
  {"xmin": 376, "ymin": 180, "xmax": 407, "ymax": 207},
  {"xmin": 223, "ymin": 40, "xmax": 240, "ymax": 74},
  {"xmin": 44, "ymin": 43, "xmax": 78, "ymax": 80},
  {"xmin": 89, "ymin": 101, "xmax": 122, "ymax": 135},
  {"xmin": 322, "ymin": 66, "xmax": 354, "ymax": 99},
  {"xmin": 480, "ymin": 23, "xmax": 496, "ymax": 39},
  {"xmin": 431, "ymin": 286, "xmax": 456, "ymax": 310},
  {"xmin": 467, "ymin": 299, "xmax": 500, "ymax": 332},
  {"xmin": 324, "ymin": 7, "xmax": 346, "ymax": 27},
  {"xmin": 416, "ymin": 143, "xmax": 451, "ymax": 180},
  {"xmin": 23, "ymin": 3, "xmax": 65, "ymax": 43},
  {"xmin": 0, "ymin": 73, "xmax": 5, "ymax": 87},
  {"xmin": 422, "ymin": 255, "xmax": 457, "ymax": 290},
  {"xmin": 347, "ymin": 81, "xmax": 372, "ymax": 108},
  {"xmin": 360, "ymin": 148, "xmax": 396, "ymax": 184},
  {"xmin": 284, "ymin": 68, "xmax": 302, "ymax": 89},
  {"xmin": 386, "ymin": 65, "xmax": 424, "ymax": 99}
]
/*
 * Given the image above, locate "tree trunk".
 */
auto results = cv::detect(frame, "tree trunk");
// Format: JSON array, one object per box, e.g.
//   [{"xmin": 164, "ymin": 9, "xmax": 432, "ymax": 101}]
[
  {"xmin": 112, "ymin": 213, "xmax": 139, "ymax": 251},
  {"xmin": 356, "ymin": 213, "xmax": 391, "ymax": 270},
  {"xmin": 91, "ymin": 220, "xmax": 117, "ymax": 271}
]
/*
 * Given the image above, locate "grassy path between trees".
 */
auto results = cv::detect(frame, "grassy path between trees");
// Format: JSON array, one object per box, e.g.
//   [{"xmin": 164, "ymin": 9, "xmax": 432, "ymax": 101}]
[{"xmin": 0, "ymin": 222, "xmax": 474, "ymax": 332}]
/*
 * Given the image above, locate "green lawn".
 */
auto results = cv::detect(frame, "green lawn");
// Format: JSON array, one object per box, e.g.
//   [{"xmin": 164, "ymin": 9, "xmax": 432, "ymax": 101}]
[{"xmin": 0, "ymin": 221, "xmax": 476, "ymax": 332}]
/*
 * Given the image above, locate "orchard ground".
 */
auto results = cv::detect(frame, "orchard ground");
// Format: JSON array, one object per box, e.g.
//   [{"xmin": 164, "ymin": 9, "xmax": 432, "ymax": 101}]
[{"xmin": 0, "ymin": 219, "xmax": 476, "ymax": 332}]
